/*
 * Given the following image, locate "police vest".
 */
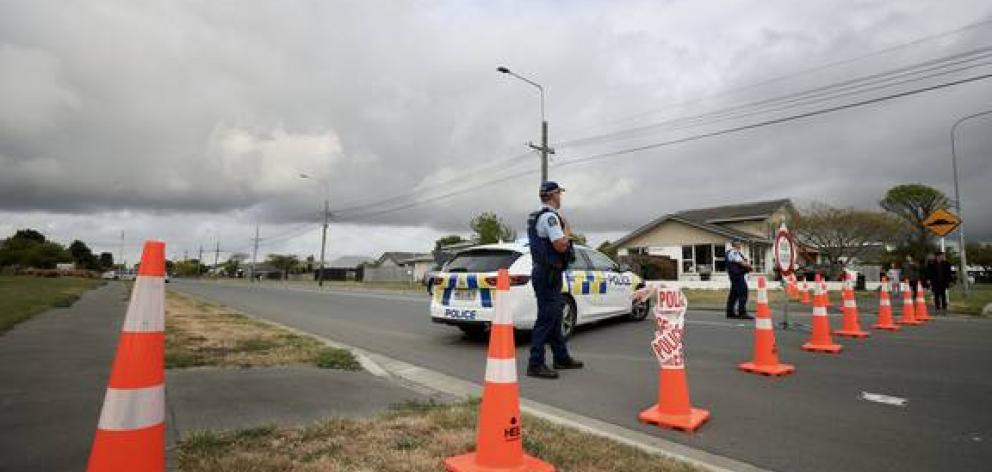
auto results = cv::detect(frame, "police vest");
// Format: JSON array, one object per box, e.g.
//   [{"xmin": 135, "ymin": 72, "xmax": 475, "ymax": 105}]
[
  {"xmin": 727, "ymin": 249, "xmax": 747, "ymax": 277},
  {"xmin": 527, "ymin": 208, "xmax": 571, "ymax": 271}
]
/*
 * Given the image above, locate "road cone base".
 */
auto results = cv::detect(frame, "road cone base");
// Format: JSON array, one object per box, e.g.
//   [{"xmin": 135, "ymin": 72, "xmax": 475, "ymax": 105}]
[
  {"xmin": 872, "ymin": 324, "xmax": 901, "ymax": 331},
  {"xmin": 638, "ymin": 405, "xmax": 710, "ymax": 432},
  {"xmin": 738, "ymin": 361, "xmax": 795, "ymax": 376},
  {"xmin": 897, "ymin": 320, "xmax": 922, "ymax": 326},
  {"xmin": 834, "ymin": 329, "xmax": 870, "ymax": 338},
  {"xmin": 444, "ymin": 452, "xmax": 555, "ymax": 472},
  {"xmin": 801, "ymin": 342, "xmax": 842, "ymax": 353}
]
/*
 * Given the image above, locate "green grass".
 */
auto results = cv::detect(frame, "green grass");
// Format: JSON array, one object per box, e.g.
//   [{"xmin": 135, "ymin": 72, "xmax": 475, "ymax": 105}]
[
  {"xmin": 176, "ymin": 400, "xmax": 702, "ymax": 472},
  {"xmin": 0, "ymin": 275, "xmax": 105, "ymax": 334},
  {"xmin": 949, "ymin": 284, "xmax": 992, "ymax": 316}
]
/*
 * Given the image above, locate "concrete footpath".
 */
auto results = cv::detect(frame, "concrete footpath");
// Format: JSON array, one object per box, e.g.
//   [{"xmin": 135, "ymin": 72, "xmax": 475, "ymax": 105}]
[{"xmin": 0, "ymin": 282, "xmax": 432, "ymax": 472}]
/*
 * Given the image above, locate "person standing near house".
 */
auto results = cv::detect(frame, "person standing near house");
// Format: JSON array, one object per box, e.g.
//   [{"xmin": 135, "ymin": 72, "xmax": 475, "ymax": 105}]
[
  {"xmin": 887, "ymin": 261, "xmax": 902, "ymax": 297},
  {"xmin": 525, "ymin": 181, "xmax": 583, "ymax": 379},
  {"xmin": 902, "ymin": 255, "xmax": 920, "ymax": 300},
  {"xmin": 725, "ymin": 239, "xmax": 753, "ymax": 319},
  {"xmin": 925, "ymin": 251, "xmax": 953, "ymax": 313}
]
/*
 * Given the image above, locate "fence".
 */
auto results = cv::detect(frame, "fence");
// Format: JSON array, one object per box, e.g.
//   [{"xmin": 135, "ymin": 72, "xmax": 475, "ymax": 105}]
[{"xmin": 362, "ymin": 266, "xmax": 415, "ymax": 283}]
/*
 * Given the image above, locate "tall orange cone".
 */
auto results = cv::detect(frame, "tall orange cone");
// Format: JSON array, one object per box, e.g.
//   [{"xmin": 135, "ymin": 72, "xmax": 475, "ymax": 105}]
[
  {"xmin": 801, "ymin": 274, "xmax": 842, "ymax": 353},
  {"xmin": 872, "ymin": 277, "xmax": 900, "ymax": 331},
  {"xmin": 897, "ymin": 279, "xmax": 922, "ymax": 326},
  {"xmin": 445, "ymin": 268, "xmax": 554, "ymax": 472},
  {"xmin": 639, "ymin": 286, "xmax": 710, "ymax": 432},
  {"xmin": 915, "ymin": 281, "xmax": 932, "ymax": 322},
  {"xmin": 834, "ymin": 273, "xmax": 869, "ymax": 338},
  {"xmin": 739, "ymin": 276, "xmax": 795, "ymax": 376},
  {"xmin": 800, "ymin": 278, "xmax": 811, "ymax": 305},
  {"xmin": 87, "ymin": 241, "xmax": 167, "ymax": 472},
  {"xmin": 787, "ymin": 275, "xmax": 800, "ymax": 300}
]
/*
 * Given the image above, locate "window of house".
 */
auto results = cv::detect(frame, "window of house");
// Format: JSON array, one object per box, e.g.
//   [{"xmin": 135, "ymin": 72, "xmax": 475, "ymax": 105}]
[
  {"xmin": 714, "ymin": 245, "xmax": 727, "ymax": 272},
  {"xmin": 694, "ymin": 244, "xmax": 713, "ymax": 273},
  {"xmin": 681, "ymin": 246, "xmax": 694, "ymax": 273}
]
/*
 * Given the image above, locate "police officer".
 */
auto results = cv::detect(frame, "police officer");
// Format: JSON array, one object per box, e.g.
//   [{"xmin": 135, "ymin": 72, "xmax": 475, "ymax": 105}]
[
  {"xmin": 526, "ymin": 181, "xmax": 584, "ymax": 379},
  {"xmin": 725, "ymin": 239, "xmax": 753, "ymax": 320}
]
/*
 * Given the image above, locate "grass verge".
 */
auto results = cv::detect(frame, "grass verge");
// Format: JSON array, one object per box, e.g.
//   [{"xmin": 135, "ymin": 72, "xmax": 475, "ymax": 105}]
[
  {"xmin": 176, "ymin": 400, "xmax": 701, "ymax": 472},
  {"xmin": 165, "ymin": 290, "xmax": 360, "ymax": 370},
  {"xmin": 0, "ymin": 275, "xmax": 105, "ymax": 334},
  {"xmin": 948, "ymin": 284, "xmax": 992, "ymax": 316}
]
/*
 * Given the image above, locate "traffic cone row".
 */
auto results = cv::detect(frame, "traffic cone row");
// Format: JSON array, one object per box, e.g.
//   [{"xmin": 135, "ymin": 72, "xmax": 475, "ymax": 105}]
[
  {"xmin": 898, "ymin": 280, "xmax": 923, "ymax": 326},
  {"xmin": 801, "ymin": 274, "xmax": 843, "ymax": 353},
  {"xmin": 915, "ymin": 281, "xmax": 933, "ymax": 322},
  {"xmin": 87, "ymin": 241, "xmax": 167, "ymax": 472},
  {"xmin": 800, "ymin": 279, "xmax": 811, "ymax": 305},
  {"xmin": 834, "ymin": 273, "xmax": 869, "ymax": 338},
  {"xmin": 445, "ymin": 268, "xmax": 554, "ymax": 472},
  {"xmin": 872, "ymin": 277, "xmax": 900, "ymax": 331}
]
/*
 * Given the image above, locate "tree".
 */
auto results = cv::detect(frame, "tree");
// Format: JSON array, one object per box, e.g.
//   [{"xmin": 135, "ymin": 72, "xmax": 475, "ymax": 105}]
[
  {"xmin": 267, "ymin": 254, "xmax": 300, "ymax": 280},
  {"xmin": 966, "ymin": 243, "xmax": 992, "ymax": 279},
  {"xmin": 223, "ymin": 252, "xmax": 248, "ymax": 277},
  {"xmin": 68, "ymin": 240, "xmax": 99, "ymax": 270},
  {"xmin": 880, "ymin": 184, "xmax": 950, "ymax": 252},
  {"xmin": 470, "ymin": 212, "xmax": 516, "ymax": 244},
  {"xmin": 791, "ymin": 203, "xmax": 904, "ymax": 266},
  {"xmin": 597, "ymin": 240, "xmax": 618, "ymax": 260},
  {"xmin": 11, "ymin": 229, "xmax": 46, "ymax": 243},
  {"xmin": 434, "ymin": 234, "xmax": 465, "ymax": 250},
  {"xmin": 0, "ymin": 229, "xmax": 70, "ymax": 269}
]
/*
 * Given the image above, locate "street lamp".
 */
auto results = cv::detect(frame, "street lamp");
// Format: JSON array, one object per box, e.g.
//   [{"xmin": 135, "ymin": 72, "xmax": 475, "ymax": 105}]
[
  {"xmin": 949, "ymin": 109, "xmax": 992, "ymax": 296},
  {"xmin": 299, "ymin": 173, "xmax": 331, "ymax": 287},
  {"xmin": 497, "ymin": 65, "xmax": 554, "ymax": 183}
]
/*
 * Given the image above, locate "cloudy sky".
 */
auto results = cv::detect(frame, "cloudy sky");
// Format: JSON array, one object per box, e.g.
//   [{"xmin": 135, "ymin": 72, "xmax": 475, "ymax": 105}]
[{"xmin": 2, "ymin": 0, "xmax": 991, "ymax": 265}]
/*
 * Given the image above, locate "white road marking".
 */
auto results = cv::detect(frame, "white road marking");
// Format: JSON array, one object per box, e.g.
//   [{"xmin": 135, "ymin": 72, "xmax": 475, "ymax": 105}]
[{"xmin": 860, "ymin": 392, "xmax": 908, "ymax": 407}]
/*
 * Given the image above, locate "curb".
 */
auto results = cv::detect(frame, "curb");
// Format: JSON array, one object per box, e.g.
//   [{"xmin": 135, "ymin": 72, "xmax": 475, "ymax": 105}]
[{"xmin": 169, "ymin": 287, "xmax": 772, "ymax": 472}]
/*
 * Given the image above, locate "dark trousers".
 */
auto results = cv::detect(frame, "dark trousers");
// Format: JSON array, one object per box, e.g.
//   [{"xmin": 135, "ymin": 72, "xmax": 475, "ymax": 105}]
[
  {"xmin": 932, "ymin": 286, "xmax": 948, "ymax": 310},
  {"xmin": 726, "ymin": 275, "xmax": 748, "ymax": 317},
  {"xmin": 908, "ymin": 280, "xmax": 919, "ymax": 300},
  {"xmin": 529, "ymin": 268, "xmax": 571, "ymax": 367}
]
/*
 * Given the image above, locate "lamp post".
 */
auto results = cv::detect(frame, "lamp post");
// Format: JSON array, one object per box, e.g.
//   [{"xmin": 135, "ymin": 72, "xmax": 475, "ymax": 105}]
[
  {"xmin": 950, "ymin": 109, "xmax": 992, "ymax": 297},
  {"xmin": 497, "ymin": 66, "xmax": 554, "ymax": 183},
  {"xmin": 299, "ymin": 173, "xmax": 330, "ymax": 287}
]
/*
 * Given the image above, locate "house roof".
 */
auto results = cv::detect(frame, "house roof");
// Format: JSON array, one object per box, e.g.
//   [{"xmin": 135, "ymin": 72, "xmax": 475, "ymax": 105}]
[
  {"xmin": 376, "ymin": 251, "xmax": 431, "ymax": 266},
  {"xmin": 613, "ymin": 199, "xmax": 792, "ymax": 248},
  {"xmin": 326, "ymin": 256, "xmax": 372, "ymax": 268}
]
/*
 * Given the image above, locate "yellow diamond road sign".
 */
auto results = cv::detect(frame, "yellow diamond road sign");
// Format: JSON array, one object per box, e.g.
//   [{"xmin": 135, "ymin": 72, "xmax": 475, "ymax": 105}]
[{"xmin": 922, "ymin": 208, "xmax": 961, "ymax": 237}]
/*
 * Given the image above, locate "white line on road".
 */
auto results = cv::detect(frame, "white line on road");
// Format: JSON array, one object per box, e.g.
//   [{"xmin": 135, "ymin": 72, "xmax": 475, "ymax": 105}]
[{"xmin": 860, "ymin": 391, "xmax": 908, "ymax": 407}]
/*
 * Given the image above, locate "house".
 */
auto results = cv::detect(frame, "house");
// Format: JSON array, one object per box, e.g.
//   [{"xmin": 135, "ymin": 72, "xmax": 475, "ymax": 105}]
[
  {"xmin": 612, "ymin": 199, "xmax": 795, "ymax": 281},
  {"xmin": 364, "ymin": 251, "xmax": 433, "ymax": 282},
  {"xmin": 317, "ymin": 255, "xmax": 372, "ymax": 281}
]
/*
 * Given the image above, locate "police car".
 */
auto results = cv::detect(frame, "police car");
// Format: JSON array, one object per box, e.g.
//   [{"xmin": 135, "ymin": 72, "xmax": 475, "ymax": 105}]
[{"xmin": 430, "ymin": 241, "xmax": 649, "ymax": 339}]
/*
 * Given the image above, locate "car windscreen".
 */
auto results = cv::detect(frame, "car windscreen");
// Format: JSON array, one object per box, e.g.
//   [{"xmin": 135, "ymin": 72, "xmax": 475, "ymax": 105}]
[{"xmin": 444, "ymin": 249, "xmax": 522, "ymax": 273}]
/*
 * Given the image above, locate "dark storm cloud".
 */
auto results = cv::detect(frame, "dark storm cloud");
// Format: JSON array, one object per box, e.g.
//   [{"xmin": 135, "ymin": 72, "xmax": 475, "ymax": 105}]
[{"xmin": 1, "ymin": 0, "xmax": 991, "ymax": 259}]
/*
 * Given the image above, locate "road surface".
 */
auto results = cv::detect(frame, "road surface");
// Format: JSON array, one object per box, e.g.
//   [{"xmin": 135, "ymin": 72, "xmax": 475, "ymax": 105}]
[{"xmin": 172, "ymin": 279, "xmax": 992, "ymax": 472}]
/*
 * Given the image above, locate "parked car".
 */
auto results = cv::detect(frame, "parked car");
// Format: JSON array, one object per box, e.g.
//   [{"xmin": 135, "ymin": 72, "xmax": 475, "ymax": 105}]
[
  {"xmin": 101, "ymin": 270, "xmax": 117, "ymax": 280},
  {"xmin": 429, "ymin": 241, "xmax": 649, "ymax": 339}
]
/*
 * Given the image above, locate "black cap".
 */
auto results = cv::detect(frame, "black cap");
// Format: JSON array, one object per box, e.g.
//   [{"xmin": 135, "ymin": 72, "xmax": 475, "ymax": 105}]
[{"xmin": 539, "ymin": 181, "xmax": 564, "ymax": 195}]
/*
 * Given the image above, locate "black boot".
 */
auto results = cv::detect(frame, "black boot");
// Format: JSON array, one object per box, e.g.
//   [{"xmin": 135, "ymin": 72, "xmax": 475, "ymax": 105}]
[
  {"xmin": 553, "ymin": 358, "xmax": 584, "ymax": 369},
  {"xmin": 526, "ymin": 364, "xmax": 559, "ymax": 379}
]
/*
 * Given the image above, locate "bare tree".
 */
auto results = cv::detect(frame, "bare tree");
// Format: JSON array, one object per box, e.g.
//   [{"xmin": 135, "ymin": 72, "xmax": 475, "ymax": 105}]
[{"xmin": 791, "ymin": 203, "xmax": 905, "ymax": 265}]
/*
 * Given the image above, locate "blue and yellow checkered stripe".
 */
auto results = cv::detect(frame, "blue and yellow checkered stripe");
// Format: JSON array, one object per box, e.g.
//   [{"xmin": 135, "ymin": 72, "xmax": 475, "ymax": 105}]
[
  {"xmin": 432, "ymin": 273, "xmax": 495, "ymax": 308},
  {"xmin": 563, "ymin": 270, "xmax": 607, "ymax": 296}
]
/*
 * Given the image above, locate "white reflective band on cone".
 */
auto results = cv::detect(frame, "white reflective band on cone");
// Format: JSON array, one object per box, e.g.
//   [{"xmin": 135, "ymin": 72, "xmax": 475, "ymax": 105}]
[
  {"xmin": 97, "ymin": 384, "xmax": 165, "ymax": 431},
  {"xmin": 756, "ymin": 318, "xmax": 773, "ymax": 330},
  {"xmin": 880, "ymin": 299, "xmax": 890, "ymax": 306},
  {"xmin": 844, "ymin": 300, "xmax": 856, "ymax": 308},
  {"xmin": 757, "ymin": 291, "xmax": 768, "ymax": 303},
  {"xmin": 813, "ymin": 307, "xmax": 827, "ymax": 316},
  {"xmin": 491, "ymin": 291, "xmax": 512, "ymax": 325},
  {"xmin": 122, "ymin": 277, "xmax": 165, "ymax": 333},
  {"xmin": 484, "ymin": 358, "xmax": 517, "ymax": 383}
]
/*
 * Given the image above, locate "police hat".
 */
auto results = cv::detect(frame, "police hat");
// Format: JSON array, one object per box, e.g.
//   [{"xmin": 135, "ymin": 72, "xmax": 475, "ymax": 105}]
[{"xmin": 539, "ymin": 181, "xmax": 565, "ymax": 195}]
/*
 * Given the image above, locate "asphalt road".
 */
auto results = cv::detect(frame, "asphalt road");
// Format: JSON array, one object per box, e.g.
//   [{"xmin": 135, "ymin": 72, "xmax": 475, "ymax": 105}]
[{"xmin": 172, "ymin": 280, "xmax": 992, "ymax": 472}]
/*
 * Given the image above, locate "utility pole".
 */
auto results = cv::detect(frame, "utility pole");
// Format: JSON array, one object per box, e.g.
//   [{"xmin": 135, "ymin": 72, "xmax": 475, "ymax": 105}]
[
  {"xmin": 118, "ymin": 231, "xmax": 125, "ymax": 271},
  {"xmin": 197, "ymin": 245, "xmax": 203, "ymax": 277},
  {"xmin": 214, "ymin": 240, "xmax": 220, "ymax": 275},
  {"xmin": 499, "ymin": 66, "xmax": 554, "ymax": 183},
  {"xmin": 950, "ymin": 109, "xmax": 992, "ymax": 297},
  {"xmin": 318, "ymin": 199, "xmax": 329, "ymax": 287},
  {"xmin": 250, "ymin": 223, "xmax": 259, "ymax": 283}
]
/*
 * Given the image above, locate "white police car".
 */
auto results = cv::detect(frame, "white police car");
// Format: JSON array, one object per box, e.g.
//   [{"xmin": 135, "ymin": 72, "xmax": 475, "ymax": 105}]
[{"xmin": 429, "ymin": 241, "xmax": 649, "ymax": 339}]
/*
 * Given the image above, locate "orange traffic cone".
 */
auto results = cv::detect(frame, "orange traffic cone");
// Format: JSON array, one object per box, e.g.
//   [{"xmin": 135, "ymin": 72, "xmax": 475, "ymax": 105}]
[
  {"xmin": 787, "ymin": 275, "xmax": 800, "ymax": 300},
  {"xmin": 915, "ymin": 281, "xmax": 932, "ymax": 322},
  {"xmin": 872, "ymin": 277, "xmax": 900, "ymax": 331},
  {"xmin": 87, "ymin": 241, "xmax": 167, "ymax": 472},
  {"xmin": 445, "ymin": 268, "xmax": 554, "ymax": 472},
  {"xmin": 834, "ymin": 273, "xmax": 869, "ymax": 338},
  {"xmin": 800, "ymin": 279, "xmax": 811, "ymax": 305},
  {"xmin": 739, "ymin": 276, "xmax": 795, "ymax": 376},
  {"xmin": 639, "ymin": 288, "xmax": 710, "ymax": 432},
  {"xmin": 802, "ymin": 274, "xmax": 842, "ymax": 353},
  {"xmin": 897, "ymin": 280, "xmax": 922, "ymax": 326}
]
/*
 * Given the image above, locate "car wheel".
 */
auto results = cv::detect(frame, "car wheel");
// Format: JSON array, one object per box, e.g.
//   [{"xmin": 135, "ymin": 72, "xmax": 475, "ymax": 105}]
[
  {"xmin": 459, "ymin": 324, "xmax": 490, "ymax": 340},
  {"xmin": 628, "ymin": 298, "xmax": 650, "ymax": 321},
  {"xmin": 560, "ymin": 297, "xmax": 578, "ymax": 339}
]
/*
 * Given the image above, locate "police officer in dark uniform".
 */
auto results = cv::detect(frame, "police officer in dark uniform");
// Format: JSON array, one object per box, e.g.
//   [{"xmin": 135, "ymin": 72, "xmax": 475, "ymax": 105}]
[
  {"xmin": 526, "ymin": 181, "xmax": 584, "ymax": 379},
  {"xmin": 725, "ymin": 239, "xmax": 753, "ymax": 319}
]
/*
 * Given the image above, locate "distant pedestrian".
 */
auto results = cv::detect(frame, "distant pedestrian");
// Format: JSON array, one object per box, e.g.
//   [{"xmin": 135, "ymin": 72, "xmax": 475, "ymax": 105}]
[
  {"xmin": 925, "ymin": 251, "xmax": 954, "ymax": 313},
  {"xmin": 887, "ymin": 261, "xmax": 901, "ymax": 297},
  {"xmin": 725, "ymin": 240, "xmax": 753, "ymax": 319},
  {"xmin": 902, "ymin": 255, "xmax": 920, "ymax": 300}
]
